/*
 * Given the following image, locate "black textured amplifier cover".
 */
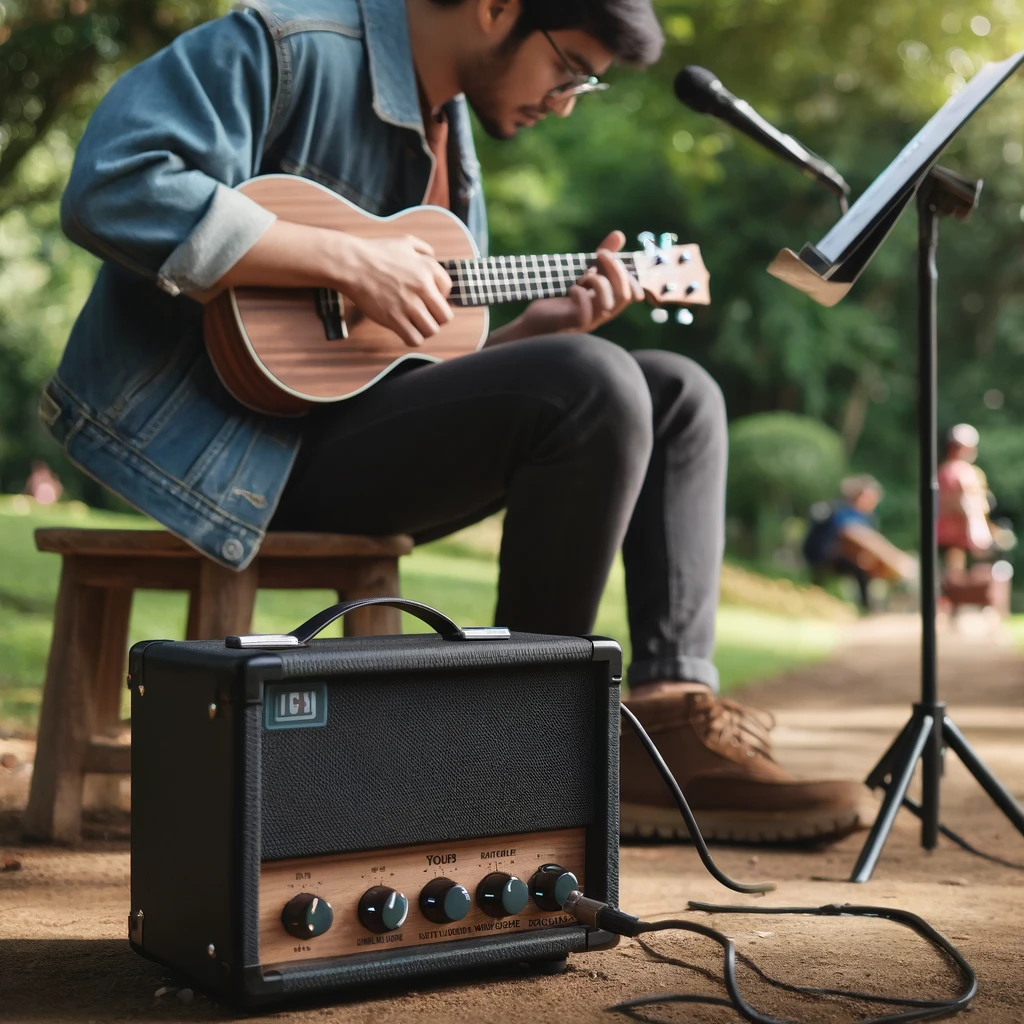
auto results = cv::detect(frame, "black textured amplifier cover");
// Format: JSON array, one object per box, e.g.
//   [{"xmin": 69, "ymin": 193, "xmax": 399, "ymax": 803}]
[
  {"xmin": 261, "ymin": 632, "xmax": 600, "ymax": 859},
  {"xmin": 261, "ymin": 659, "xmax": 596, "ymax": 859}
]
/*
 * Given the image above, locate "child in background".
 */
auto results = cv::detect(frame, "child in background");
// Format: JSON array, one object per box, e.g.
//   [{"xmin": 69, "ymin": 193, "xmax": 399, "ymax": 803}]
[{"xmin": 937, "ymin": 424, "xmax": 994, "ymax": 572}]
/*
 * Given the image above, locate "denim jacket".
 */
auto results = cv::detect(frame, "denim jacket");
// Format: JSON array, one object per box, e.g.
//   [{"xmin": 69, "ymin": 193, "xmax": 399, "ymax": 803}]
[{"xmin": 43, "ymin": 0, "xmax": 487, "ymax": 569}]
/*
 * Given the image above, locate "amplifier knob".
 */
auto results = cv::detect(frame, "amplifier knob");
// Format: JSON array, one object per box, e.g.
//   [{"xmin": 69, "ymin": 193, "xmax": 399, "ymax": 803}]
[
  {"xmin": 281, "ymin": 893, "xmax": 334, "ymax": 939},
  {"xmin": 420, "ymin": 878, "xmax": 472, "ymax": 924},
  {"xmin": 358, "ymin": 886, "xmax": 409, "ymax": 934},
  {"xmin": 529, "ymin": 864, "xmax": 579, "ymax": 911},
  {"xmin": 477, "ymin": 872, "xmax": 529, "ymax": 918}
]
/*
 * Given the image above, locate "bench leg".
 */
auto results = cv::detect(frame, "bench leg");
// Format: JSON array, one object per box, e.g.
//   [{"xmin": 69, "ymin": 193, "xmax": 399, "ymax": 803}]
[
  {"xmin": 84, "ymin": 587, "xmax": 133, "ymax": 812},
  {"xmin": 339, "ymin": 557, "xmax": 402, "ymax": 636},
  {"xmin": 90, "ymin": 587, "xmax": 133, "ymax": 735},
  {"xmin": 186, "ymin": 558, "xmax": 259, "ymax": 640},
  {"xmin": 24, "ymin": 561, "xmax": 126, "ymax": 842}
]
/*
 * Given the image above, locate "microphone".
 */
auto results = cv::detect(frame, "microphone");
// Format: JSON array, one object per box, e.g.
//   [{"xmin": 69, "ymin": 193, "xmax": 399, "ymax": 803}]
[{"xmin": 674, "ymin": 66, "xmax": 850, "ymax": 201}]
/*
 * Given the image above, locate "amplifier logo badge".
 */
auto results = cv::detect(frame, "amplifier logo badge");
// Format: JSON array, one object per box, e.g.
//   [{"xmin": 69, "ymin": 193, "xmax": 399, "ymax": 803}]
[{"xmin": 264, "ymin": 683, "xmax": 328, "ymax": 730}]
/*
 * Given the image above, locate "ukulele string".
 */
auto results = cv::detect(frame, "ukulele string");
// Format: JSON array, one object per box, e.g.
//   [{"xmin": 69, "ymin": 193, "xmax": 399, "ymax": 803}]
[{"xmin": 442, "ymin": 253, "xmax": 639, "ymax": 307}]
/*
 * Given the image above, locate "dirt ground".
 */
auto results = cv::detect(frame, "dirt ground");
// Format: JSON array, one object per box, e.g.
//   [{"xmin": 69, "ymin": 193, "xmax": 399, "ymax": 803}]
[{"xmin": 2, "ymin": 613, "xmax": 1023, "ymax": 1024}]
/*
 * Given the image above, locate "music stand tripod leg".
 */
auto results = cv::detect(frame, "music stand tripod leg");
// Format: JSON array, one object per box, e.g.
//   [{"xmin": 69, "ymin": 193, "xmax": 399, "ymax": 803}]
[
  {"xmin": 920, "ymin": 701, "xmax": 946, "ymax": 851},
  {"xmin": 864, "ymin": 716, "xmax": 919, "ymax": 790},
  {"xmin": 849, "ymin": 713, "xmax": 935, "ymax": 884},
  {"xmin": 943, "ymin": 717, "xmax": 1024, "ymax": 835}
]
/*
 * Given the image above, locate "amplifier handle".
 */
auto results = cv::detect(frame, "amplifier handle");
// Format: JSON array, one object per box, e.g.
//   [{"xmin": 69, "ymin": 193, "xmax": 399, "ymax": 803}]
[
  {"xmin": 293, "ymin": 598, "xmax": 463, "ymax": 642},
  {"xmin": 226, "ymin": 598, "xmax": 511, "ymax": 648}
]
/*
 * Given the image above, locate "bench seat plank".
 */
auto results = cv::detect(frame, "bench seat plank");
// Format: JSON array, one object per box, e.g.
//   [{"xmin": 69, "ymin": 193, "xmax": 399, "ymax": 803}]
[{"xmin": 35, "ymin": 528, "xmax": 413, "ymax": 559}]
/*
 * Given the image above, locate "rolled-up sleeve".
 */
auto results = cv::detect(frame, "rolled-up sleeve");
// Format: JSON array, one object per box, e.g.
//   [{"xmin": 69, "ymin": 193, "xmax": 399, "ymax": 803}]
[{"xmin": 60, "ymin": 9, "xmax": 278, "ymax": 296}]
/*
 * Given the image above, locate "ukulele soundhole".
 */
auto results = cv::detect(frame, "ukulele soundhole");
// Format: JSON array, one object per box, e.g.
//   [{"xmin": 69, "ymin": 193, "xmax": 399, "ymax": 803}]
[{"xmin": 315, "ymin": 288, "xmax": 347, "ymax": 341}]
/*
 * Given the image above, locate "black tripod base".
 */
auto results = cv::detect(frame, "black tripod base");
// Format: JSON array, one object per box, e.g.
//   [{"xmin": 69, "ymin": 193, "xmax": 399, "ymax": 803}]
[{"xmin": 850, "ymin": 702, "xmax": 1024, "ymax": 882}]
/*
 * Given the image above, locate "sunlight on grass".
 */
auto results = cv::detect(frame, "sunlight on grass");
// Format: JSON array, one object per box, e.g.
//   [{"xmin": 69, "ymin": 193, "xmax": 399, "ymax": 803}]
[
  {"xmin": 0, "ymin": 497, "xmax": 840, "ymax": 732},
  {"xmin": 1006, "ymin": 616, "xmax": 1024, "ymax": 649}
]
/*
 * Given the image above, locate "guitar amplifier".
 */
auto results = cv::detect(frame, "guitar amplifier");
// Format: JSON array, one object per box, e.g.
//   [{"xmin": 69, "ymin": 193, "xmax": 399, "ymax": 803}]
[{"xmin": 127, "ymin": 598, "xmax": 621, "ymax": 1005}]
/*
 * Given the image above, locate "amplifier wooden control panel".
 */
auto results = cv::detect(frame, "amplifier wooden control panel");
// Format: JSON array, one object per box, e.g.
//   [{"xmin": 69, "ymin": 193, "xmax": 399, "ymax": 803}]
[{"xmin": 259, "ymin": 827, "xmax": 586, "ymax": 966}]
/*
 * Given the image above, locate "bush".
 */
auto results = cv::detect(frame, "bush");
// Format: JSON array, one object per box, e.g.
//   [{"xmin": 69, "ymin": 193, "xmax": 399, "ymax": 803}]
[{"xmin": 727, "ymin": 412, "xmax": 847, "ymax": 560}]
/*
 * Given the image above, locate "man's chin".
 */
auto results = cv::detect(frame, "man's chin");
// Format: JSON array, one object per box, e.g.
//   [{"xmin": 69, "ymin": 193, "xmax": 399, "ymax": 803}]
[
  {"xmin": 477, "ymin": 116, "xmax": 518, "ymax": 141},
  {"xmin": 464, "ymin": 100, "xmax": 518, "ymax": 141}
]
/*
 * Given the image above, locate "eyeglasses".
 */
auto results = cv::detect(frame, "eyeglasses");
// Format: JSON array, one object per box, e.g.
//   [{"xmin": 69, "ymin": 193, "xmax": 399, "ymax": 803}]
[{"xmin": 542, "ymin": 30, "xmax": 610, "ymax": 102}]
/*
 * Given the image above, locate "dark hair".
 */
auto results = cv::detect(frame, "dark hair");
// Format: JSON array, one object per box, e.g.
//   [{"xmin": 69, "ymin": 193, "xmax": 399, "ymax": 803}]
[{"xmin": 431, "ymin": 0, "xmax": 664, "ymax": 66}]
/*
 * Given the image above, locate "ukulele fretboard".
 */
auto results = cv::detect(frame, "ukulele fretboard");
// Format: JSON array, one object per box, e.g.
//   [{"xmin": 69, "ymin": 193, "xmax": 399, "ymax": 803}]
[{"xmin": 441, "ymin": 253, "xmax": 639, "ymax": 308}]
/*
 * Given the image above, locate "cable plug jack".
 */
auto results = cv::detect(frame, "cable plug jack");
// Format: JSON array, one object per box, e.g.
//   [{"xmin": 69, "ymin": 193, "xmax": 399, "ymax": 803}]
[{"xmin": 563, "ymin": 890, "xmax": 644, "ymax": 938}]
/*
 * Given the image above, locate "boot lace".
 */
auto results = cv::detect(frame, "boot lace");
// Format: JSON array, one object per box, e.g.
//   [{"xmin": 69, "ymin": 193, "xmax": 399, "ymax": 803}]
[{"xmin": 692, "ymin": 697, "xmax": 776, "ymax": 760}]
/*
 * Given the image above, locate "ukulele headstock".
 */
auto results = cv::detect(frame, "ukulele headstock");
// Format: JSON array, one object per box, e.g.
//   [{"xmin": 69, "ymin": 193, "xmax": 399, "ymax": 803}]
[{"xmin": 632, "ymin": 232, "xmax": 711, "ymax": 311}]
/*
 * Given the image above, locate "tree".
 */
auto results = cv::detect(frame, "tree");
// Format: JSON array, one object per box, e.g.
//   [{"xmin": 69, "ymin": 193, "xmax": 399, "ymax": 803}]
[
  {"xmin": 726, "ymin": 412, "xmax": 847, "ymax": 559},
  {"xmin": 0, "ymin": 0, "xmax": 227, "ymax": 497}
]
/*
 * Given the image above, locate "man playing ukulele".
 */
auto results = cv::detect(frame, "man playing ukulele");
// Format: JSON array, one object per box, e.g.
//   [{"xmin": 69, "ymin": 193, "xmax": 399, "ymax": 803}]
[{"xmin": 46, "ymin": 0, "xmax": 868, "ymax": 844}]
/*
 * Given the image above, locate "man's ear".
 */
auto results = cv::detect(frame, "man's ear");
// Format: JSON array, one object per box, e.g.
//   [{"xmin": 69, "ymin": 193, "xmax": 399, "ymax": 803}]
[{"xmin": 473, "ymin": 0, "xmax": 522, "ymax": 41}]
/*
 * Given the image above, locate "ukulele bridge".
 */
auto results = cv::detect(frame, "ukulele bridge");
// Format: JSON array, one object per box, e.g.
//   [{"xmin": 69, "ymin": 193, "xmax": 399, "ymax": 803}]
[{"xmin": 315, "ymin": 289, "xmax": 348, "ymax": 341}]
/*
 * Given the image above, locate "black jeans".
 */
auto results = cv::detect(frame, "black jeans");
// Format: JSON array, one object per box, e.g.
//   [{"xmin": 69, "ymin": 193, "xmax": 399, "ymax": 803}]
[
  {"xmin": 832, "ymin": 557, "xmax": 872, "ymax": 612},
  {"xmin": 271, "ymin": 335, "xmax": 727, "ymax": 690}
]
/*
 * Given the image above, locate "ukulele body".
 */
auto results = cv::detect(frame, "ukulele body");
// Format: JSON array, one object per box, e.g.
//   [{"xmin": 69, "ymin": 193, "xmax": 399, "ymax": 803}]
[{"xmin": 203, "ymin": 175, "xmax": 488, "ymax": 416}]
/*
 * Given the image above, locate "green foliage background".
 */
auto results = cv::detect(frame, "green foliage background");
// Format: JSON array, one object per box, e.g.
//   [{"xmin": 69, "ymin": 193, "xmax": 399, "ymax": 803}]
[
  {"xmin": 1, "ymin": 0, "xmax": 1023, "ymax": 566},
  {"xmin": 727, "ymin": 413, "xmax": 848, "ymax": 557}
]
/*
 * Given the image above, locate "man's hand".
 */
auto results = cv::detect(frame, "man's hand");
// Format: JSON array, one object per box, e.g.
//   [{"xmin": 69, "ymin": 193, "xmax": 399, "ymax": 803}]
[
  {"xmin": 214, "ymin": 220, "xmax": 453, "ymax": 349},
  {"xmin": 334, "ymin": 234, "xmax": 453, "ymax": 348},
  {"xmin": 519, "ymin": 230, "xmax": 643, "ymax": 336}
]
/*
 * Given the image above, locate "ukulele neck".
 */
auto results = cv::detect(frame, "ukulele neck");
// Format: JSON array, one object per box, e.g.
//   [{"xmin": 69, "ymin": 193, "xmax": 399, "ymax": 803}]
[{"xmin": 441, "ymin": 253, "xmax": 638, "ymax": 308}]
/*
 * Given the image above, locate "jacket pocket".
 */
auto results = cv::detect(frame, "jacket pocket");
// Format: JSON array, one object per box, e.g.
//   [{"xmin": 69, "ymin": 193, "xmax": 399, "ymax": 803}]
[{"xmin": 189, "ymin": 415, "xmax": 301, "ymax": 526}]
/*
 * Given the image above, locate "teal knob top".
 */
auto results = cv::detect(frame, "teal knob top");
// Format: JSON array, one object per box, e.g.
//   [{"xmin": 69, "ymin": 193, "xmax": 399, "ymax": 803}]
[
  {"xmin": 420, "ymin": 878, "xmax": 472, "ymax": 924},
  {"xmin": 529, "ymin": 864, "xmax": 579, "ymax": 911},
  {"xmin": 281, "ymin": 892, "xmax": 334, "ymax": 939},
  {"xmin": 477, "ymin": 872, "xmax": 529, "ymax": 918},
  {"xmin": 358, "ymin": 886, "xmax": 409, "ymax": 934}
]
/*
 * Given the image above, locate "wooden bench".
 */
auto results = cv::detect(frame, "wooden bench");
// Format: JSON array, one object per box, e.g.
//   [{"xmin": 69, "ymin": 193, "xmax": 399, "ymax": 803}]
[
  {"xmin": 942, "ymin": 563, "xmax": 1013, "ymax": 617},
  {"xmin": 24, "ymin": 528, "xmax": 413, "ymax": 843}
]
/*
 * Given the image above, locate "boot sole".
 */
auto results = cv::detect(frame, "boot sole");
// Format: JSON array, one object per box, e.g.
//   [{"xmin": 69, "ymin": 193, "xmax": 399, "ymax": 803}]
[{"xmin": 620, "ymin": 802, "xmax": 866, "ymax": 845}]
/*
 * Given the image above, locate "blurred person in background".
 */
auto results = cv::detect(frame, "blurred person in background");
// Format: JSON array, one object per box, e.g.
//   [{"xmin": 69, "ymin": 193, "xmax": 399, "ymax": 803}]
[
  {"xmin": 938, "ymin": 423, "xmax": 995, "ymax": 573},
  {"xmin": 804, "ymin": 475, "xmax": 915, "ymax": 612},
  {"xmin": 23, "ymin": 461, "xmax": 63, "ymax": 506}
]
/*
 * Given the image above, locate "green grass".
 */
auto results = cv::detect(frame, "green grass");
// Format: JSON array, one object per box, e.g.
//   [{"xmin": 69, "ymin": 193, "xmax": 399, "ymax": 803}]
[
  {"xmin": 0, "ymin": 497, "xmax": 840, "ymax": 732},
  {"xmin": 1007, "ymin": 616, "xmax": 1024, "ymax": 648}
]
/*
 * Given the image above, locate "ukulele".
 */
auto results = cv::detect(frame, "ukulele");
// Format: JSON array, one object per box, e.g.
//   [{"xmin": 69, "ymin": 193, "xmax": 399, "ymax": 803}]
[{"xmin": 204, "ymin": 175, "xmax": 711, "ymax": 416}]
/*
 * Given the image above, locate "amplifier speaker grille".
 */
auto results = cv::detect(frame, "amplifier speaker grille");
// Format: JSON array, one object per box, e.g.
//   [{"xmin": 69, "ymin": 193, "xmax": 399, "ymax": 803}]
[{"xmin": 261, "ymin": 664, "xmax": 598, "ymax": 859}]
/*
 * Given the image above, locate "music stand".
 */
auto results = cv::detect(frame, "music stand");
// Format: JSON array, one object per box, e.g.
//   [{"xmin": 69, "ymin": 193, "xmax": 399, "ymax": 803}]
[{"xmin": 766, "ymin": 51, "xmax": 1024, "ymax": 883}]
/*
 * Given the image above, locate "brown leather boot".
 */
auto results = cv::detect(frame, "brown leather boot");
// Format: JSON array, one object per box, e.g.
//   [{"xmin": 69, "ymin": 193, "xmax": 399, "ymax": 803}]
[{"xmin": 621, "ymin": 688, "xmax": 873, "ymax": 844}]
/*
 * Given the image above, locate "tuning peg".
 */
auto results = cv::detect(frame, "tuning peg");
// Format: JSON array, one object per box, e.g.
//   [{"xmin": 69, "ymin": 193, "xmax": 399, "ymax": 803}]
[
  {"xmin": 678, "ymin": 251, "xmax": 692, "ymax": 264},
  {"xmin": 638, "ymin": 232, "xmax": 661, "ymax": 261},
  {"xmin": 658, "ymin": 233, "xmax": 678, "ymax": 249},
  {"xmin": 676, "ymin": 309, "xmax": 694, "ymax": 326},
  {"xmin": 650, "ymin": 308, "xmax": 669, "ymax": 324}
]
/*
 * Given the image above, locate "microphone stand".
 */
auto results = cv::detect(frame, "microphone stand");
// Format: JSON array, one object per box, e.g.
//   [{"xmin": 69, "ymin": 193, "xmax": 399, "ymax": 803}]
[
  {"xmin": 764, "ymin": 50, "xmax": 1024, "ymax": 881},
  {"xmin": 849, "ymin": 166, "xmax": 1024, "ymax": 882}
]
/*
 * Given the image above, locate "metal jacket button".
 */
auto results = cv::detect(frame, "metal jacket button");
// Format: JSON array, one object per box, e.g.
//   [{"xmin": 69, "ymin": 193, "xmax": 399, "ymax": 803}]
[{"xmin": 221, "ymin": 538, "xmax": 245, "ymax": 563}]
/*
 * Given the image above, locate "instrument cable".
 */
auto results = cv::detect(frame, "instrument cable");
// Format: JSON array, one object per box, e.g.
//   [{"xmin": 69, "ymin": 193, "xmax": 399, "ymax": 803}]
[
  {"xmin": 893, "ymin": 792, "xmax": 1024, "ymax": 872},
  {"xmin": 559, "ymin": 704, "xmax": 979, "ymax": 1022},
  {"xmin": 618, "ymin": 704, "xmax": 774, "ymax": 896}
]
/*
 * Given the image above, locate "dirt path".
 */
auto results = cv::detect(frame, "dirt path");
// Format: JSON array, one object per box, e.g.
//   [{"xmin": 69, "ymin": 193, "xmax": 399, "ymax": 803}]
[{"xmin": 2, "ymin": 613, "xmax": 1024, "ymax": 1023}]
